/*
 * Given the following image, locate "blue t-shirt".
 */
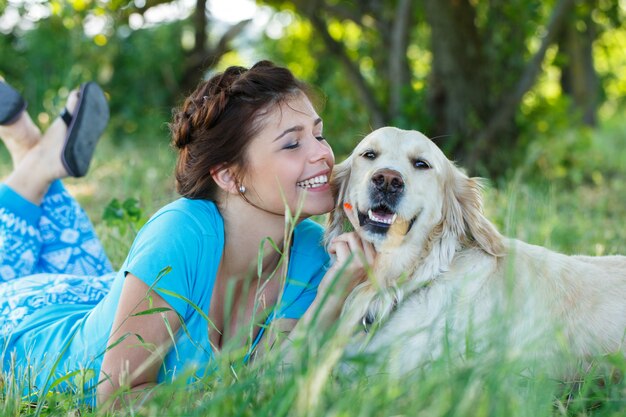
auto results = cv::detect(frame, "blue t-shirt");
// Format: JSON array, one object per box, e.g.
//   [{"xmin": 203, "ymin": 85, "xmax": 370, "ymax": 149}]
[{"xmin": 4, "ymin": 198, "xmax": 329, "ymax": 404}]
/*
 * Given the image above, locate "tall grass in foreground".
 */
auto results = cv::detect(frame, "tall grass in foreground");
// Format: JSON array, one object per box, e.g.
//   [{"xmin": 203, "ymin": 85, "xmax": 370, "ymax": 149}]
[
  {"xmin": 0, "ymin": 117, "xmax": 625, "ymax": 416},
  {"xmin": 7, "ymin": 296, "xmax": 625, "ymax": 417}
]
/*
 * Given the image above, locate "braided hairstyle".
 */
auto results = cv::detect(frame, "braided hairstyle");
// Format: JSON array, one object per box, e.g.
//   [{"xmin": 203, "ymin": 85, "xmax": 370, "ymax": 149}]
[{"xmin": 170, "ymin": 61, "xmax": 316, "ymax": 201}]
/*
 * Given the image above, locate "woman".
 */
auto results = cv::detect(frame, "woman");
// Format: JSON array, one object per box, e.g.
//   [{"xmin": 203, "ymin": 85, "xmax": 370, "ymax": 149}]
[{"xmin": 0, "ymin": 62, "xmax": 374, "ymax": 408}]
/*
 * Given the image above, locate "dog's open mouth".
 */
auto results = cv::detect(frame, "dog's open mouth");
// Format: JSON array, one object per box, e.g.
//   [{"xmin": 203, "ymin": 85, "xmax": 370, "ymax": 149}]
[
  {"xmin": 358, "ymin": 204, "xmax": 397, "ymax": 231},
  {"xmin": 356, "ymin": 203, "xmax": 418, "ymax": 236}
]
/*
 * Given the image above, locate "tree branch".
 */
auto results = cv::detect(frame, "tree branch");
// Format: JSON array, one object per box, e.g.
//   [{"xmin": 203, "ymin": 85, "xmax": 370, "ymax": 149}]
[
  {"xmin": 212, "ymin": 19, "xmax": 252, "ymax": 58},
  {"xmin": 307, "ymin": 10, "xmax": 386, "ymax": 128},
  {"xmin": 181, "ymin": 19, "xmax": 251, "ymax": 93},
  {"xmin": 289, "ymin": 0, "xmax": 386, "ymax": 127},
  {"xmin": 474, "ymin": 0, "xmax": 576, "ymax": 151}
]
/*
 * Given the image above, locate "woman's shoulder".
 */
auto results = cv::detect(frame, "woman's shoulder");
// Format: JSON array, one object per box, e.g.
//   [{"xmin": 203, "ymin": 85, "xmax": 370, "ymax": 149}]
[
  {"xmin": 153, "ymin": 197, "xmax": 219, "ymax": 219},
  {"xmin": 123, "ymin": 199, "xmax": 224, "ymax": 285},
  {"xmin": 147, "ymin": 198, "xmax": 223, "ymax": 236}
]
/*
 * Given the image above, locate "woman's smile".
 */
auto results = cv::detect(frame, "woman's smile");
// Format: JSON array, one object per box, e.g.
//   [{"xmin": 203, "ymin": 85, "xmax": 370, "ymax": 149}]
[{"xmin": 296, "ymin": 172, "xmax": 330, "ymax": 190}]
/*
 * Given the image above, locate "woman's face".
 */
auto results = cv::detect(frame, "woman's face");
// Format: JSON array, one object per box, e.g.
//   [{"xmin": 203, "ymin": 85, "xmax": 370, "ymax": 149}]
[{"xmin": 241, "ymin": 93, "xmax": 335, "ymax": 218}]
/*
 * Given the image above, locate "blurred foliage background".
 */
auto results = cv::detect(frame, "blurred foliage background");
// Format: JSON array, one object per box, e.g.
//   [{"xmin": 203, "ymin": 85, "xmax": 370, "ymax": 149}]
[
  {"xmin": 0, "ymin": 0, "xmax": 625, "ymax": 263},
  {"xmin": 0, "ymin": 0, "xmax": 624, "ymax": 175}
]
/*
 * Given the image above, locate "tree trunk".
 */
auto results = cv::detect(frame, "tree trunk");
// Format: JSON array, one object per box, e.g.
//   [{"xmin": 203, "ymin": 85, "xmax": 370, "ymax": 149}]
[
  {"xmin": 423, "ymin": 0, "xmax": 490, "ymax": 166},
  {"xmin": 388, "ymin": 0, "xmax": 413, "ymax": 121},
  {"xmin": 179, "ymin": 0, "xmax": 210, "ymax": 94},
  {"xmin": 558, "ymin": 0, "xmax": 599, "ymax": 126}
]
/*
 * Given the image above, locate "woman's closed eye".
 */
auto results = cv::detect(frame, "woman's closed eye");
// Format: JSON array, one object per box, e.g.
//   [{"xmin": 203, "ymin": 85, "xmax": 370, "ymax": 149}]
[
  {"xmin": 283, "ymin": 134, "xmax": 325, "ymax": 150},
  {"xmin": 283, "ymin": 140, "xmax": 300, "ymax": 150}
]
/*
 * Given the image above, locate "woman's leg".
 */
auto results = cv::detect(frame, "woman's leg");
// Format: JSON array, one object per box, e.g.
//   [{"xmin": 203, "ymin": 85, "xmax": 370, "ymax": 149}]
[
  {"xmin": 36, "ymin": 180, "xmax": 113, "ymax": 275},
  {"xmin": 0, "ymin": 180, "xmax": 112, "ymax": 280},
  {"xmin": 3, "ymin": 91, "xmax": 81, "ymax": 205},
  {"xmin": 0, "ymin": 81, "xmax": 113, "ymax": 333},
  {"xmin": 0, "ymin": 184, "xmax": 43, "ymax": 281},
  {"xmin": 0, "ymin": 184, "xmax": 113, "ymax": 334},
  {"xmin": 1, "ymin": 84, "xmax": 112, "ymax": 279},
  {"xmin": 0, "ymin": 81, "xmax": 41, "ymax": 167},
  {"xmin": 0, "ymin": 272, "xmax": 116, "ymax": 336}
]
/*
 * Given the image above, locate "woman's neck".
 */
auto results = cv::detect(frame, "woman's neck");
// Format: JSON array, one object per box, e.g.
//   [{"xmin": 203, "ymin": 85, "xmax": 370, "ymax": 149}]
[{"xmin": 218, "ymin": 196, "xmax": 289, "ymax": 278}]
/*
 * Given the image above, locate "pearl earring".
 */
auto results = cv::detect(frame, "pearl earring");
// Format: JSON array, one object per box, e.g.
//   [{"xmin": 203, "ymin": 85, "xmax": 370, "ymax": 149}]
[{"xmin": 238, "ymin": 184, "xmax": 246, "ymax": 194}]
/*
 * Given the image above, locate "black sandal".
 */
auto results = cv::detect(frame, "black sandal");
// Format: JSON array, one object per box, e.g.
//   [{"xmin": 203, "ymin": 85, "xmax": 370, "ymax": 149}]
[
  {"xmin": 0, "ymin": 81, "xmax": 27, "ymax": 125},
  {"xmin": 60, "ymin": 82, "xmax": 109, "ymax": 177}
]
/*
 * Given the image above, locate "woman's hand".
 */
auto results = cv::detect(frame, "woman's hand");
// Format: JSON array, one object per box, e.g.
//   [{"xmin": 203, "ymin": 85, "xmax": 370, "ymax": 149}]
[
  {"xmin": 321, "ymin": 231, "xmax": 376, "ymax": 297},
  {"xmin": 320, "ymin": 201, "xmax": 376, "ymax": 297}
]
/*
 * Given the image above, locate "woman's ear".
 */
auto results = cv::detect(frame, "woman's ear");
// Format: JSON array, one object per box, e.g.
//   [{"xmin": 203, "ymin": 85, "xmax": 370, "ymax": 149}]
[
  {"xmin": 325, "ymin": 156, "xmax": 353, "ymax": 249},
  {"xmin": 211, "ymin": 165, "xmax": 239, "ymax": 195}
]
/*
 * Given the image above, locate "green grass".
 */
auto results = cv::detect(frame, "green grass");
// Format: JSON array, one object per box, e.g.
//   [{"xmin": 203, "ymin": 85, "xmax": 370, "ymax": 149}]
[{"xmin": 1, "ymin": 114, "xmax": 625, "ymax": 416}]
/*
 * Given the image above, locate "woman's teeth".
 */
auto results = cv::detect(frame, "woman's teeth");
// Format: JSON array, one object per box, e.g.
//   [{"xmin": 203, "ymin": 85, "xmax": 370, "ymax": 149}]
[{"xmin": 297, "ymin": 175, "xmax": 328, "ymax": 189}]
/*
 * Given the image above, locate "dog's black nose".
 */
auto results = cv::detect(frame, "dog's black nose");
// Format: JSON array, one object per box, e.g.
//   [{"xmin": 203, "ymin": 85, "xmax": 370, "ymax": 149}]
[{"xmin": 372, "ymin": 169, "xmax": 404, "ymax": 193}]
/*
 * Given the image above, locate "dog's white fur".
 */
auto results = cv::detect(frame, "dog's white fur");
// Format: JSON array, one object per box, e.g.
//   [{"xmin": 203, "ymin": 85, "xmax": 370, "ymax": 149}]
[{"xmin": 327, "ymin": 127, "xmax": 626, "ymax": 374}]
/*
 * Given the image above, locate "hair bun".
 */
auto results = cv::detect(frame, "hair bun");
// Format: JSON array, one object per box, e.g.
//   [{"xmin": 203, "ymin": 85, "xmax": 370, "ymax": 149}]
[{"xmin": 171, "ymin": 109, "xmax": 194, "ymax": 149}]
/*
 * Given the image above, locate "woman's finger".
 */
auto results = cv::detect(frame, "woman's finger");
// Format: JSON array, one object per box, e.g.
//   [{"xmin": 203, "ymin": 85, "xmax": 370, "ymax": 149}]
[
  {"xmin": 329, "ymin": 240, "xmax": 350, "ymax": 263},
  {"xmin": 332, "ymin": 232, "xmax": 376, "ymax": 267},
  {"xmin": 334, "ymin": 235, "xmax": 365, "ymax": 265},
  {"xmin": 335, "ymin": 232, "xmax": 362, "ymax": 250}
]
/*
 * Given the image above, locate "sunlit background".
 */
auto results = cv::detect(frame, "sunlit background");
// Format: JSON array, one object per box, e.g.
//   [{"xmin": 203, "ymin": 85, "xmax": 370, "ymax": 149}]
[{"xmin": 0, "ymin": 0, "xmax": 625, "ymax": 248}]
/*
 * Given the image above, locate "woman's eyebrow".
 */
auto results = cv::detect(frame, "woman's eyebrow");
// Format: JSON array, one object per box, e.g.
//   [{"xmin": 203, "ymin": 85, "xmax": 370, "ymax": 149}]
[
  {"xmin": 273, "ymin": 118, "xmax": 323, "ymax": 142},
  {"xmin": 274, "ymin": 126, "xmax": 303, "ymax": 141}
]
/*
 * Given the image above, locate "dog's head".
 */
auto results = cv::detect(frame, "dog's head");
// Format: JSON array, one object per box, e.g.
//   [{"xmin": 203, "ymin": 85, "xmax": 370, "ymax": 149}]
[{"xmin": 327, "ymin": 127, "xmax": 503, "ymax": 259}]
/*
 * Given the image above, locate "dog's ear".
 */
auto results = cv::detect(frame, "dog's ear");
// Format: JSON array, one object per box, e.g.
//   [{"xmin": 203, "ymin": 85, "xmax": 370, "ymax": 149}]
[
  {"xmin": 443, "ymin": 164, "xmax": 504, "ymax": 257},
  {"xmin": 325, "ymin": 156, "xmax": 353, "ymax": 249}
]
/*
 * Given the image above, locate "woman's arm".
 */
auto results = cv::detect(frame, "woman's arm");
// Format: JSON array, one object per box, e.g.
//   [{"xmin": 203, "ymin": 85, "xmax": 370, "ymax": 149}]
[
  {"xmin": 254, "ymin": 231, "xmax": 376, "ymax": 362},
  {"xmin": 97, "ymin": 273, "xmax": 181, "ymax": 409}
]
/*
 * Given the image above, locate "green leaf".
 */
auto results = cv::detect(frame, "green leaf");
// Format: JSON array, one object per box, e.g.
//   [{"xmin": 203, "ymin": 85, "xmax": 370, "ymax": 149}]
[{"xmin": 130, "ymin": 307, "xmax": 173, "ymax": 316}]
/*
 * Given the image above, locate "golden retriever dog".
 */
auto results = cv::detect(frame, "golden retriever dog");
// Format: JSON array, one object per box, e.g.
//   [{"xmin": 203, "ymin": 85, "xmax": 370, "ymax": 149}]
[{"xmin": 327, "ymin": 126, "xmax": 626, "ymax": 375}]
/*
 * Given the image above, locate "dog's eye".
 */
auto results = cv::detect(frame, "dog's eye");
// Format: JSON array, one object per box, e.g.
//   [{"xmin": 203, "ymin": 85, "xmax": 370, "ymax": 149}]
[
  {"xmin": 362, "ymin": 150, "xmax": 377, "ymax": 160},
  {"xmin": 413, "ymin": 159, "xmax": 430, "ymax": 169}
]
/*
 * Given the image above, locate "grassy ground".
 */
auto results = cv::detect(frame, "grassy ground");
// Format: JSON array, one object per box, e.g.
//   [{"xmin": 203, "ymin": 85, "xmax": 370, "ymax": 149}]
[{"xmin": 0, "ymin": 114, "xmax": 625, "ymax": 416}]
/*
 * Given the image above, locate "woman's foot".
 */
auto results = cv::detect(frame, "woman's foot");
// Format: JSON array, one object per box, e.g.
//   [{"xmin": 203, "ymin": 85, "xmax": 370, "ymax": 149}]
[
  {"xmin": 4, "ymin": 90, "xmax": 80, "ymax": 204},
  {"xmin": 29, "ymin": 89, "xmax": 81, "ymax": 181},
  {"xmin": 0, "ymin": 83, "xmax": 42, "ymax": 167}
]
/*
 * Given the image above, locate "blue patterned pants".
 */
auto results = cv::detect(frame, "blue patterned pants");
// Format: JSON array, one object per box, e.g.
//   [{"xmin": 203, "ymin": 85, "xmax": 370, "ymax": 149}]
[{"xmin": 0, "ymin": 181, "xmax": 114, "ymax": 335}]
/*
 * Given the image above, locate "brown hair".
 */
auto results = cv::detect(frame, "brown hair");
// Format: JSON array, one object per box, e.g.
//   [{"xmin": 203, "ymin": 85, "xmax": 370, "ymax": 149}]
[{"xmin": 170, "ymin": 60, "xmax": 315, "ymax": 200}]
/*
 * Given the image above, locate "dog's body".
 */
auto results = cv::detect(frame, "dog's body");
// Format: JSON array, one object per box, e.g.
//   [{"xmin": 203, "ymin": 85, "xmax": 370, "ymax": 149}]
[{"xmin": 327, "ymin": 127, "xmax": 626, "ymax": 374}]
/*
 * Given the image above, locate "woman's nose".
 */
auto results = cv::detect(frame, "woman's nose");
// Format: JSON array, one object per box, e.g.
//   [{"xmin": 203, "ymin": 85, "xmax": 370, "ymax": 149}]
[{"xmin": 309, "ymin": 136, "xmax": 334, "ymax": 163}]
